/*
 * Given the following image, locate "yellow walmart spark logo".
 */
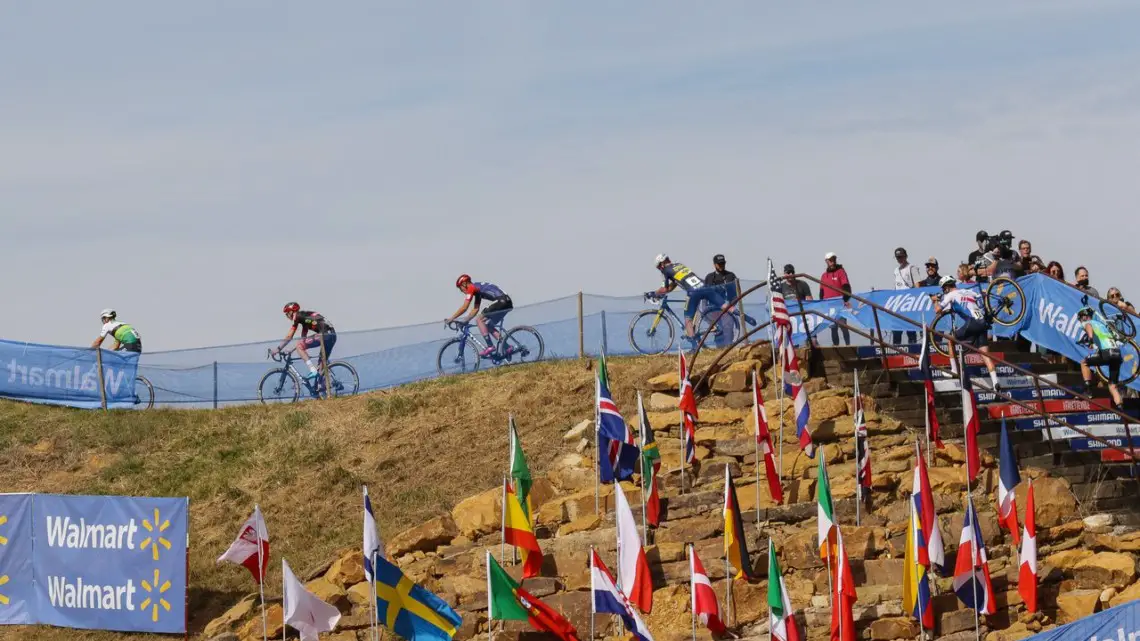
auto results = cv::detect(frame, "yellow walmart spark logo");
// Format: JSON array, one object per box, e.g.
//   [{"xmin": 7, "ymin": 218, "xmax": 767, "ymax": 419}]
[
  {"xmin": 0, "ymin": 514, "xmax": 8, "ymax": 545},
  {"xmin": 140, "ymin": 509, "xmax": 171, "ymax": 562},
  {"xmin": 140, "ymin": 568, "xmax": 171, "ymax": 622},
  {"xmin": 0, "ymin": 514, "xmax": 8, "ymax": 605}
]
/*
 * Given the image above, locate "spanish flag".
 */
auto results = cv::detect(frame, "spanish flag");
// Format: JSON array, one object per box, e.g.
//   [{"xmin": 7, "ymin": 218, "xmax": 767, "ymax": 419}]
[
  {"xmin": 504, "ymin": 478, "xmax": 543, "ymax": 578},
  {"xmin": 723, "ymin": 465, "xmax": 756, "ymax": 580}
]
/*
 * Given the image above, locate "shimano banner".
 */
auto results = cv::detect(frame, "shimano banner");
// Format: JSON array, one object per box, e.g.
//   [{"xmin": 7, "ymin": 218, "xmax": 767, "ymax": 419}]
[
  {"xmin": 1021, "ymin": 597, "xmax": 1140, "ymax": 641},
  {"xmin": 0, "ymin": 340, "xmax": 139, "ymax": 409},
  {"xmin": 0, "ymin": 494, "xmax": 188, "ymax": 634}
]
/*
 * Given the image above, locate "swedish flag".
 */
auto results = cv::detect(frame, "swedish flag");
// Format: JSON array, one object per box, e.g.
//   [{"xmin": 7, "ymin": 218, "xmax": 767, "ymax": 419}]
[{"xmin": 374, "ymin": 555, "xmax": 462, "ymax": 641}]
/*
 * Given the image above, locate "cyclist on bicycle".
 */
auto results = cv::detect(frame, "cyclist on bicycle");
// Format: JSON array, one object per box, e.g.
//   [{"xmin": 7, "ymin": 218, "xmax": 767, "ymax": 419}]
[
  {"xmin": 91, "ymin": 309, "xmax": 143, "ymax": 353},
  {"xmin": 931, "ymin": 276, "xmax": 1001, "ymax": 391},
  {"xmin": 648, "ymin": 254, "xmax": 729, "ymax": 342},
  {"xmin": 447, "ymin": 274, "xmax": 513, "ymax": 357},
  {"xmin": 1076, "ymin": 306, "xmax": 1125, "ymax": 407},
  {"xmin": 276, "ymin": 302, "xmax": 337, "ymax": 381}
]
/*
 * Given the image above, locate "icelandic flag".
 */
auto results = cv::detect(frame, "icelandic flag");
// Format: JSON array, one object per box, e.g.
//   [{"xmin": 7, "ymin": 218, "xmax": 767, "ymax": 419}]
[
  {"xmin": 363, "ymin": 486, "xmax": 384, "ymax": 582},
  {"xmin": 997, "ymin": 416, "xmax": 1021, "ymax": 545},
  {"xmin": 919, "ymin": 325, "xmax": 944, "ymax": 449},
  {"xmin": 960, "ymin": 351, "xmax": 981, "ymax": 483},
  {"xmin": 591, "ymin": 549, "xmax": 655, "ymax": 641},
  {"xmin": 952, "ymin": 496, "xmax": 996, "ymax": 614}
]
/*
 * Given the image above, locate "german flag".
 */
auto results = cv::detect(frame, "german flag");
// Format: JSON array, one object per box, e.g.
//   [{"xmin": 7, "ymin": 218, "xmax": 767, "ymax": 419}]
[{"xmin": 723, "ymin": 465, "xmax": 756, "ymax": 580}]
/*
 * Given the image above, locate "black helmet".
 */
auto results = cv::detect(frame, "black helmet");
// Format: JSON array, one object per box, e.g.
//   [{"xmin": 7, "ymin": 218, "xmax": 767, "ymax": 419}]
[
  {"xmin": 713, "ymin": 254, "xmax": 726, "ymax": 265},
  {"xmin": 1077, "ymin": 306, "xmax": 1094, "ymax": 318},
  {"xmin": 976, "ymin": 230, "xmax": 989, "ymax": 242},
  {"xmin": 783, "ymin": 263, "xmax": 795, "ymax": 274},
  {"xmin": 894, "ymin": 247, "xmax": 907, "ymax": 258}
]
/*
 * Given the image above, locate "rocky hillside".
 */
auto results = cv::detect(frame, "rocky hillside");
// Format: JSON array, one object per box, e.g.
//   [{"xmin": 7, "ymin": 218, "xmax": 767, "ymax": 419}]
[{"xmin": 203, "ymin": 343, "xmax": 1140, "ymax": 641}]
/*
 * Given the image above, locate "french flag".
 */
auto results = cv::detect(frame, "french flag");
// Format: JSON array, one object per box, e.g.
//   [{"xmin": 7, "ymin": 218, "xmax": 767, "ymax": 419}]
[
  {"xmin": 997, "ymin": 416, "xmax": 1021, "ymax": 545},
  {"xmin": 591, "ymin": 549, "xmax": 655, "ymax": 641},
  {"xmin": 959, "ymin": 351, "xmax": 981, "ymax": 483},
  {"xmin": 952, "ymin": 496, "xmax": 996, "ymax": 614}
]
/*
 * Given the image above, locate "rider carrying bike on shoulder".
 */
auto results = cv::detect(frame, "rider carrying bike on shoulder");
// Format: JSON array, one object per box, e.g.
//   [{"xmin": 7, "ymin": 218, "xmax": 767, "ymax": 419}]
[
  {"xmin": 931, "ymin": 276, "xmax": 1001, "ymax": 392},
  {"xmin": 1076, "ymin": 305, "xmax": 1125, "ymax": 407},
  {"xmin": 91, "ymin": 309, "xmax": 143, "ymax": 353},
  {"xmin": 648, "ymin": 254, "xmax": 729, "ymax": 343},
  {"xmin": 446, "ymin": 275, "xmax": 513, "ymax": 357},
  {"xmin": 276, "ymin": 302, "xmax": 336, "ymax": 381}
]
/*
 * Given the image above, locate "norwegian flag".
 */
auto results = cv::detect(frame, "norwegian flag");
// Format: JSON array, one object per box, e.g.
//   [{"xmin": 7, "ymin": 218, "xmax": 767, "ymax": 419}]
[
  {"xmin": 919, "ymin": 325, "xmax": 945, "ymax": 449},
  {"xmin": 853, "ymin": 374, "xmax": 871, "ymax": 507},
  {"xmin": 678, "ymin": 348, "xmax": 698, "ymax": 465},
  {"xmin": 960, "ymin": 350, "xmax": 982, "ymax": 483},
  {"xmin": 753, "ymin": 369, "xmax": 783, "ymax": 504}
]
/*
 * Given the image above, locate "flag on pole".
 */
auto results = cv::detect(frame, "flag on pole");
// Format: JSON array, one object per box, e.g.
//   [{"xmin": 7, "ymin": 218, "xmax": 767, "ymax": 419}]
[
  {"xmin": 614, "ymin": 482, "xmax": 654, "ymax": 613},
  {"xmin": 678, "ymin": 348, "xmax": 698, "ymax": 464},
  {"xmin": 830, "ymin": 527, "xmax": 857, "ymax": 641},
  {"xmin": 997, "ymin": 416, "xmax": 1022, "ymax": 545},
  {"xmin": 753, "ymin": 370, "xmax": 783, "ymax": 504},
  {"xmin": 779, "ymin": 326, "xmax": 813, "ymax": 458},
  {"xmin": 597, "ymin": 356, "xmax": 639, "ymax": 482},
  {"xmin": 283, "ymin": 558, "xmax": 342, "ymax": 641},
  {"xmin": 769, "ymin": 260, "xmax": 791, "ymax": 331},
  {"xmin": 509, "ymin": 416, "xmax": 534, "ymax": 522},
  {"xmin": 1018, "ymin": 479, "xmax": 1038, "ymax": 613},
  {"xmin": 689, "ymin": 546, "xmax": 727, "ymax": 636},
  {"xmin": 638, "ymin": 392, "xmax": 663, "ymax": 527},
  {"xmin": 487, "ymin": 553, "xmax": 581, "ymax": 641},
  {"xmin": 902, "ymin": 490, "xmax": 934, "ymax": 629},
  {"xmin": 591, "ymin": 549, "xmax": 655, "ymax": 641},
  {"xmin": 817, "ymin": 457, "xmax": 836, "ymax": 563},
  {"xmin": 960, "ymin": 352, "xmax": 982, "ymax": 482},
  {"xmin": 853, "ymin": 377, "xmax": 871, "ymax": 502},
  {"xmin": 218, "ymin": 505, "xmax": 270, "ymax": 584},
  {"xmin": 503, "ymin": 477, "xmax": 543, "ymax": 578},
  {"xmin": 373, "ymin": 554, "xmax": 462, "ymax": 641},
  {"xmin": 363, "ymin": 486, "xmax": 384, "ymax": 581},
  {"xmin": 914, "ymin": 443, "xmax": 946, "ymax": 575},
  {"xmin": 724, "ymin": 466, "xmax": 756, "ymax": 580},
  {"xmin": 768, "ymin": 540, "xmax": 803, "ymax": 641},
  {"xmin": 919, "ymin": 325, "xmax": 945, "ymax": 449},
  {"xmin": 953, "ymin": 496, "xmax": 997, "ymax": 614}
]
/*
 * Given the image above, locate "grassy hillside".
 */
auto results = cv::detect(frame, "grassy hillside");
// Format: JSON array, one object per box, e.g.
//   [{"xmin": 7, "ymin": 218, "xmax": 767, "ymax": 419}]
[{"xmin": 0, "ymin": 355, "xmax": 675, "ymax": 640}]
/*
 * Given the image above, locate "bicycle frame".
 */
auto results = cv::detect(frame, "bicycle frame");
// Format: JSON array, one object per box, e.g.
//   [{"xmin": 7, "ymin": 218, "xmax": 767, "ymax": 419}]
[{"xmin": 273, "ymin": 349, "xmax": 330, "ymax": 394}]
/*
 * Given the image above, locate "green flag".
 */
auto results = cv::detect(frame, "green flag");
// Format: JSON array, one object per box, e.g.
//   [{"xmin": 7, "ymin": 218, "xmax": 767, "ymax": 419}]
[
  {"xmin": 598, "ymin": 350, "xmax": 611, "ymax": 391},
  {"xmin": 509, "ymin": 416, "xmax": 533, "ymax": 521},
  {"xmin": 768, "ymin": 539, "xmax": 801, "ymax": 641},
  {"xmin": 817, "ymin": 456, "xmax": 836, "ymax": 561},
  {"xmin": 486, "ymin": 553, "xmax": 529, "ymax": 621}
]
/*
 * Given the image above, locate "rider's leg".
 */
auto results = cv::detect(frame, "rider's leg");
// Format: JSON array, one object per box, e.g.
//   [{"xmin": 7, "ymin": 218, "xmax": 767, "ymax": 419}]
[
  {"xmin": 980, "ymin": 345, "xmax": 999, "ymax": 389},
  {"xmin": 296, "ymin": 340, "xmax": 319, "ymax": 377},
  {"xmin": 1080, "ymin": 360, "xmax": 1096, "ymax": 394},
  {"xmin": 1109, "ymin": 359, "xmax": 1124, "ymax": 406}
]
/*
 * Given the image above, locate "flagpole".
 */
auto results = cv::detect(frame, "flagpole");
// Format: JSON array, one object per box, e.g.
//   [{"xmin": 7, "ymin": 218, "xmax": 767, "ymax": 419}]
[
  {"xmin": 767, "ymin": 259, "xmax": 785, "ymax": 488},
  {"xmin": 966, "ymin": 486, "xmax": 982, "ymax": 641},
  {"xmin": 679, "ymin": 347, "xmax": 686, "ymax": 496},
  {"xmin": 767, "ymin": 538, "xmax": 773, "ymax": 641},
  {"xmin": 690, "ymin": 544, "xmax": 698, "ymax": 641},
  {"xmin": 500, "ymin": 476, "xmax": 508, "ymax": 565},
  {"xmin": 754, "ymin": 369, "xmax": 762, "ymax": 526},
  {"xmin": 371, "ymin": 551, "xmax": 380, "ymax": 641},
  {"xmin": 508, "ymin": 415, "xmax": 520, "ymax": 566},
  {"xmin": 638, "ymin": 391, "xmax": 648, "ymax": 547},
  {"xmin": 590, "ymin": 547, "xmax": 597, "ymax": 641},
  {"xmin": 855, "ymin": 367, "xmax": 862, "ymax": 527},
  {"xmin": 256, "ymin": 505, "xmax": 268, "ymax": 641},
  {"xmin": 281, "ymin": 559, "xmax": 287, "ymax": 641},
  {"xmin": 595, "ymin": 354, "xmax": 602, "ymax": 516}
]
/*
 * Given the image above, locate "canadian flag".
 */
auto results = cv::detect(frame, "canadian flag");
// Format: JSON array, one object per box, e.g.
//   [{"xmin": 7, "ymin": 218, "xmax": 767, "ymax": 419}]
[
  {"xmin": 689, "ymin": 545, "xmax": 726, "ymax": 636},
  {"xmin": 218, "ymin": 505, "xmax": 270, "ymax": 584}
]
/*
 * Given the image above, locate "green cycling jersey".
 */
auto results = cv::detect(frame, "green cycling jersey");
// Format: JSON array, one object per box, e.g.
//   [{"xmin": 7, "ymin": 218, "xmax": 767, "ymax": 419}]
[{"xmin": 1087, "ymin": 318, "xmax": 1120, "ymax": 351}]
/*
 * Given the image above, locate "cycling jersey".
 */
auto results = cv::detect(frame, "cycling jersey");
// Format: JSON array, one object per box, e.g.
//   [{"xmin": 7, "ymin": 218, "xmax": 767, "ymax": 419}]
[
  {"xmin": 1087, "ymin": 318, "xmax": 1120, "ymax": 351},
  {"xmin": 100, "ymin": 321, "xmax": 141, "ymax": 345},
  {"xmin": 294, "ymin": 311, "xmax": 334, "ymax": 334},
  {"xmin": 660, "ymin": 263, "xmax": 705, "ymax": 293},
  {"xmin": 941, "ymin": 289, "xmax": 985, "ymax": 323},
  {"xmin": 463, "ymin": 282, "xmax": 508, "ymax": 304}
]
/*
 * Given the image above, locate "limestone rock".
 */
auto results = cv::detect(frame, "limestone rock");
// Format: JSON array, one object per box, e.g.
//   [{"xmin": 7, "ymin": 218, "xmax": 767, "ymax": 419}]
[
  {"xmin": 1056, "ymin": 589, "xmax": 1101, "ymax": 623},
  {"xmin": 655, "ymin": 513, "xmax": 722, "ymax": 544},
  {"xmin": 946, "ymin": 510, "xmax": 1000, "ymax": 548},
  {"xmin": 557, "ymin": 514, "xmax": 601, "ymax": 537},
  {"xmin": 1083, "ymin": 513, "xmax": 1115, "ymax": 531},
  {"xmin": 1073, "ymin": 552, "xmax": 1138, "ymax": 589},
  {"xmin": 649, "ymin": 392, "xmax": 679, "ymax": 411},
  {"xmin": 843, "ymin": 526, "xmax": 890, "ymax": 561},
  {"xmin": 388, "ymin": 514, "xmax": 458, "ymax": 557},
  {"xmin": 723, "ymin": 391, "xmax": 754, "ymax": 409},
  {"xmin": 325, "ymin": 550, "xmax": 366, "ymax": 588},
  {"xmin": 1044, "ymin": 549, "xmax": 1094, "ymax": 571},
  {"xmin": 203, "ymin": 594, "xmax": 256, "ymax": 638},
  {"xmin": 647, "ymin": 371, "xmax": 680, "ymax": 392},
  {"xmin": 986, "ymin": 621, "xmax": 1036, "ymax": 641},
  {"xmin": 1016, "ymin": 476, "xmax": 1076, "ymax": 528},
  {"xmin": 870, "ymin": 617, "xmax": 919, "ymax": 640},
  {"xmin": 1109, "ymin": 580, "xmax": 1140, "ymax": 607},
  {"xmin": 239, "ymin": 604, "xmax": 283, "ymax": 641},
  {"xmin": 926, "ymin": 466, "xmax": 967, "ymax": 493},
  {"xmin": 711, "ymin": 369, "xmax": 750, "ymax": 393},
  {"xmin": 346, "ymin": 582, "xmax": 372, "ymax": 607},
  {"xmin": 305, "ymin": 578, "xmax": 350, "ymax": 613},
  {"xmin": 1089, "ymin": 531, "xmax": 1140, "ymax": 553},
  {"xmin": 548, "ymin": 465, "xmax": 594, "ymax": 493},
  {"xmin": 564, "ymin": 419, "xmax": 592, "ymax": 441},
  {"xmin": 940, "ymin": 609, "xmax": 977, "ymax": 636},
  {"xmin": 209, "ymin": 634, "xmax": 239, "ymax": 641},
  {"xmin": 811, "ymin": 396, "xmax": 850, "ymax": 423}
]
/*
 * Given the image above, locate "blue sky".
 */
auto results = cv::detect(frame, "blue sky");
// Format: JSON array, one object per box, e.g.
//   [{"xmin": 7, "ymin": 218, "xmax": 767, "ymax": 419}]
[{"xmin": 4, "ymin": 1, "xmax": 1140, "ymax": 350}]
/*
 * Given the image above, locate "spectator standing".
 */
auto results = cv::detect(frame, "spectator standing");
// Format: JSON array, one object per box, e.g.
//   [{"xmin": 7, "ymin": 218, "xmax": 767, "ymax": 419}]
[
  {"xmin": 1074, "ymin": 266, "xmax": 1100, "ymax": 299},
  {"xmin": 967, "ymin": 231, "xmax": 989, "ymax": 279},
  {"xmin": 704, "ymin": 254, "xmax": 739, "ymax": 302},
  {"xmin": 920, "ymin": 257, "xmax": 942, "ymax": 287},
  {"xmin": 1106, "ymin": 288, "xmax": 1137, "ymax": 315},
  {"xmin": 819, "ymin": 252, "xmax": 852, "ymax": 346},
  {"xmin": 1047, "ymin": 261, "xmax": 1066, "ymax": 282},
  {"xmin": 775, "ymin": 263, "xmax": 813, "ymax": 301},
  {"xmin": 957, "ymin": 263, "xmax": 976, "ymax": 283},
  {"xmin": 1017, "ymin": 239, "xmax": 1033, "ymax": 276},
  {"xmin": 892, "ymin": 247, "xmax": 921, "ymax": 344},
  {"xmin": 1028, "ymin": 256, "xmax": 1046, "ymax": 273}
]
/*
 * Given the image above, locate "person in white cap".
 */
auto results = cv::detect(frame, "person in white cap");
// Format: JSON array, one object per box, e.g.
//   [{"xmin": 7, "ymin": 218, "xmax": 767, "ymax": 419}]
[{"xmin": 819, "ymin": 252, "xmax": 852, "ymax": 346}]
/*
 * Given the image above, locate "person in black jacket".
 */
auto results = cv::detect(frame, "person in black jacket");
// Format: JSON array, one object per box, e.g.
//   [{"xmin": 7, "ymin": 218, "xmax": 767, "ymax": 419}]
[{"xmin": 704, "ymin": 254, "xmax": 739, "ymax": 301}]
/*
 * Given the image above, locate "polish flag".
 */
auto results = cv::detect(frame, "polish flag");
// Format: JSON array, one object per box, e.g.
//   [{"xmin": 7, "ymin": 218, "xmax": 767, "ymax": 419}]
[{"xmin": 218, "ymin": 505, "xmax": 270, "ymax": 584}]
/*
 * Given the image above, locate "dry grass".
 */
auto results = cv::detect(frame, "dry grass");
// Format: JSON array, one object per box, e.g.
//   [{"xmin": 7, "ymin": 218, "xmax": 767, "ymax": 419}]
[{"xmin": 0, "ymin": 354, "xmax": 676, "ymax": 640}]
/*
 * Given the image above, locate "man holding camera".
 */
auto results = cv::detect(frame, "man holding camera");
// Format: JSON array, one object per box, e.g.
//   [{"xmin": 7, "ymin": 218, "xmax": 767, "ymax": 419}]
[{"xmin": 972, "ymin": 230, "xmax": 1017, "ymax": 283}]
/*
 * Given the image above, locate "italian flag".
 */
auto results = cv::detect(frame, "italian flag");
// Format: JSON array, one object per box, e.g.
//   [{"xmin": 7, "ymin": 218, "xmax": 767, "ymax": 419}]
[
  {"xmin": 768, "ymin": 539, "xmax": 802, "ymax": 641},
  {"xmin": 817, "ymin": 456, "xmax": 836, "ymax": 561}
]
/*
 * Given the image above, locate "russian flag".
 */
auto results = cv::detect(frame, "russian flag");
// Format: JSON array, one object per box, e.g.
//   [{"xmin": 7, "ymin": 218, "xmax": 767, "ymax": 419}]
[
  {"xmin": 952, "ymin": 497, "xmax": 996, "ymax": 614},
  {"xmin": 997, "ymin": 416, "xmax": 1021, "ymax": 545},
  {"xmin": 591, "ymin": 549, "xmax": 655, "ymax": 641}
]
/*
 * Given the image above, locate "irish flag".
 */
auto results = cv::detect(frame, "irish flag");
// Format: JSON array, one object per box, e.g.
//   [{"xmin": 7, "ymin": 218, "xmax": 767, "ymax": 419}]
[{"xmin": 817, "ymin": 457, "xmax": 836, "ymax": 562}]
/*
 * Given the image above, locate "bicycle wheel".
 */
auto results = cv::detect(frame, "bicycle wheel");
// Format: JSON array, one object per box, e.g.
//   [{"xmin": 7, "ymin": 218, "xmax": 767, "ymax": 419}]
[
  {"xmin": 1100, "ymin": 300, "xmax": 1138, "ymax": 338},
  {"xmin": 1094, "ymin": 339, "xmax": 1140, "ymax": 386},
  {"xmin": 984, "ymin": 277, "xmax": 1026, "ymax": 327},
  {"xmin": 628, "ymin": 310, "xmax": 675, "ymax": 356},
  {"xmin": 325, "ymin": 361, "xmax": 360, "ymax": 398},
  {"xmin": 259, "ymin": 367, "xmax": 301, "ymax": 403},
  {"xmin": 437, "ymin": 337, "xmax": 481, "ymax": 376},
  {"xmin": 929, "ymin": 311, "xmax": 959, "ymax": 358},
  {"xmin": 134, "ymin": 376, "xmax": 154, "ymax": 409},
  {"xmin": 502, "ymin": 326, "xmax": 545, "ymax": 364}
]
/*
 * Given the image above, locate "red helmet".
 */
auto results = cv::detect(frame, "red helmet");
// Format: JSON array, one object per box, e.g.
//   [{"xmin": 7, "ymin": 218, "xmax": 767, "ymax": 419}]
[
  {"xmin": 455, "ymin": 274, "xmax": 471, "ymax": 288},
  {"xmin": 283, "ymin": 302, "xmax": 300, "ymax": 314}
]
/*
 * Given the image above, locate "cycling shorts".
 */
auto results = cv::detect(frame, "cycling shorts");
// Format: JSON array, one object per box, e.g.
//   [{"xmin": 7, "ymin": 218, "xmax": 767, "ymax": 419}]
[
  {"xmin": 301, "ymin": 331, "xmax": 337, "ymax": 357},
  {"xmin": 684, "ymin": 287, "xmax": 726, "ymax": 321},
  {"xmin": 478, "ymin": 297, "xmax": 513, "ymax": 327},
  {"xmin": 953, "ymin": 318, "xmax": 990, "ymax": 348},
  {"xmin": 1086, "ymin": 348, "xmax": 1123, "ymax": 382},
  {"xmin": 120, "ymin": 341, "xmax": 142, "ymax": 354}
]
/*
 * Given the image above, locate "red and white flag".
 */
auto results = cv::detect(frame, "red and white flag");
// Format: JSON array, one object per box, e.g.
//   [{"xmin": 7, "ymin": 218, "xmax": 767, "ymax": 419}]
[
  {"xmin": 283, "ymin": 558, "xmax": 341, "ymax": 640},
  {"xmin": 678, "ymin": 348, "xmax": 698, "ymax": 464},
  {"xmin": 689, "ymin": 545, "xmax": 727, "ymax": 636},
  {"xmin": 753, "ymin": 370, "xmax": 783, "ymax": 504},
  {"xmin": 1018, "ymin": 479, "xmax": 1038, "ymax": 613},
  {"xmin": 218, "ymin": 505, "xmax": 270, "ymax": 584},
  {"xmin": 959, "ymin": 351, "xmax": 982, "ymax": 482},
  {"xmin": 614, "ymin": 482, "xmax": 654, "ymax": 613},
  {"xmin": 830, "ymin": 527, "xmax": 857, "ymax": 641}
]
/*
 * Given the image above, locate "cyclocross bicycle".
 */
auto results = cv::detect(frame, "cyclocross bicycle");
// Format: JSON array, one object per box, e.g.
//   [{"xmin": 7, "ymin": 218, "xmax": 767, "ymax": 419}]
[
  {"xmin": 628, "ymin": 294, "xmax": 755, "ymax": 356},
  {"xmin": 258, "ymin": 348, "xmax": 360, "ymax": 403},
  {"xmin": 133, "ymin": 375, "xmax": 154, "ymax": 409},
  {"xmin": 930, "ymin": 276, "xmax": 1026, "ymax": 358},
  {"xmin": 1087, "ymin": 299, "xmax": 1140, "ymax": 386},
  {"xmin": 436, "ymin": 320, "xmax": 545, "ymax": 376}
]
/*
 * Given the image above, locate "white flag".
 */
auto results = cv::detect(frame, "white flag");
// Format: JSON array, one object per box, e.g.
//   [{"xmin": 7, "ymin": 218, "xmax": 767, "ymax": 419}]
[
  {"xmin": 283, "ymin": 558, "xmax": 342, "ymax": 641},
  {"xmin": 362, "ymin": 486, "xmax": 384, "ymax": 581},
  {"xmin": 217, "ymin": 505, "xmax": 269, "ymax": 584}
]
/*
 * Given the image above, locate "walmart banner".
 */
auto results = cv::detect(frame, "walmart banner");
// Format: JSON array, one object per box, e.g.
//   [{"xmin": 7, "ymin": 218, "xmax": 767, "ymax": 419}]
[
  {"xmin": 0, "ymin": 494, "xmax": 188, "ymax": 634},
  {"xmin": 0, "ymin": 340, "xmax": 139, "ymax": 409},
  {"xmin": 1022, "ymin": 597, "xmax": 1140, "ymax": 641}
]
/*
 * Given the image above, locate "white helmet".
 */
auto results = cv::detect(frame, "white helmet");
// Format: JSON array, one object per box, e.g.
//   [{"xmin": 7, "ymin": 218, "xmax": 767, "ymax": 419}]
[
  {"xmin": 654, "ymin": 254, "xmax": 669, "ymax": 267},
  {"xmin": 939, "ymin": 275, "xmax": 956, "ymax": 288},
  {"xmin": 100, "ymin": 309, "xmax": 116, "ymax": 320}
]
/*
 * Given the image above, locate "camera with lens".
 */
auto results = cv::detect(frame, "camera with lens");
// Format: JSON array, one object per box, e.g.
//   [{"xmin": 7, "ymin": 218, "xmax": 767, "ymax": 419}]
[{"xmin": 983, "ymin": 229, "xmax": 1014, "ymax": 252}]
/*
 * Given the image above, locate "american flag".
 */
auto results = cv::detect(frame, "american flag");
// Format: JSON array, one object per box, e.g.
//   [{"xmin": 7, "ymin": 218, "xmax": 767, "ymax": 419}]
[{"xmin": 769, "ymin": 260, "xmax": 791, "ymax": 330}]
